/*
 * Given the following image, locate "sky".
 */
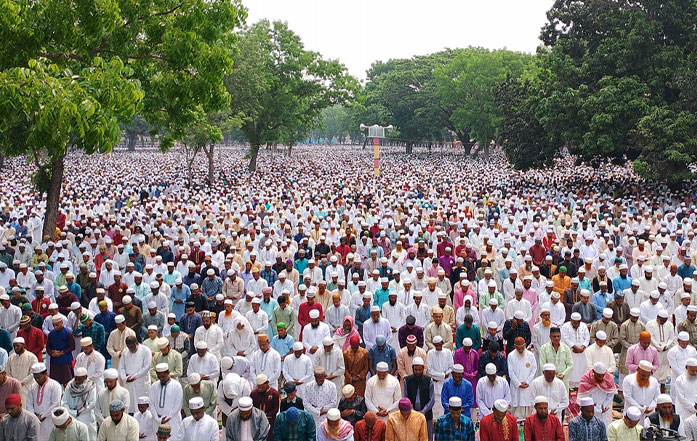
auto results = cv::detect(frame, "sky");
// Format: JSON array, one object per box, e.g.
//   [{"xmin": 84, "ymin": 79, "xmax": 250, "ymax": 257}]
[{"xmin": 244, "ymin": 0, "xmax": 554, "ymax": 80}]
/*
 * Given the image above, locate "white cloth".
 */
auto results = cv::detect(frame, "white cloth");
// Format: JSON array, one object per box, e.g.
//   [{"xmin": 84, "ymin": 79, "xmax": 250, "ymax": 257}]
[
  {"xmin": 507, "ymin": 349, "xmax": 537, "ymax": 409},
  {"xmin": 406, "ymin": 302, "xmax": 431, "ymax": 329},
  {"xmin": 427, "ymin": 348, "xmax": 454, "ymax": 394},
  {"xmin": 74, "ymin": 350, "xmax": 106, "ymax": 390},
  {"xmin": 639, "ymin": 300, "xmax": 665, "ymax": 324},
  {"xmin": 62, "ymin": 381, "xmax": 97, "ymax": 441},
  {"xmin": 530, "ymin": 376, "xmax": 569, "ymax": 416},
  {"xmin": 282, "ymin": 353, "xmax": 314, "ymax": 399},
  {"xmin": 675, "ymin": 372, "xmax": 697, "ymax": 419},
  {"xmin": 180, "ymin": 414, "xmax": 219, "ymax": 441},
  {"xmin": 245, "ymin": 309, "xmax": 269, "ymax": 335},
  {"xmin": 312, "ymin": 347, "xmax": 345, "ymax": 400},
  {"xmin": 561, "ymin": 321, "xmax": 590, "ymax": 385},
  {"xmin": 95, "ymin": 385, "xmax": 130, "ymax": 424},
  {"xmin": 584, "ymin": 344, "xmax": 617, "ymax": 373},
  {"xmin": 194, "ymin": 324, "xmax": 224, "ymax": 360},
  {"xmin": 0, "ymin": 304, "xmax": 22, "ymax": 337},
  {"xmin": 149, "ymin": 379, "xmax": 183, "ymax": 441},
  {"xmin": 302, "ymin": 322, "xmax": 332, "ymax": 352},
  {"xmin": 622, "ymin": 373, "xmax": 660, "ymax": 425},
  {"xmin": 365, "ymin": 374, "xmax": 401, "ymax": 422},
  {"xmin": 250, "ymin": 347, "xmax": 282, "ymax": 386},
  {"xmin": 187, "ymin": 352, "xmax": 220, "ymax": 383},
  {"xmin": 668, "ymin": 344, "xmax": 697, "ymax": 400},
  {"xmin": 134, "ymin": 409, "xmax": 158, "ymax": 441},
  {"xmin": 578, "ymin": 382, "xmax": 615, "ymax": 426},
  {"xmin": 362, "ymin": 317, "xmax": 392, "ymax": 350},
  {"xmin": 118, "ymin": 344, "xmax": 152, "ymax": 411},
  {"xmin": 476, "ymin": 376, "xmax": 511, "ymax": 416},
  {"xmin": 645, "ymin": 319, "xmax": 674, "ymax": 382},
  {"xmin": 504, "ymin": 298, "xmax": 532, "ymax": 322},
  {"xmin": 218, "ymin": 372, "xmax": 252, "ymax": 416},
  {"xmin": 304, "ymin": 380, "xmax": 337, "ymax": 427},
  {"xmin": 224, "ymin": 317, "xmax": 257, "ymax": 357},
  {"xmin": 26, "ymin": 378, "xmax": 63, "ymax": 441}
]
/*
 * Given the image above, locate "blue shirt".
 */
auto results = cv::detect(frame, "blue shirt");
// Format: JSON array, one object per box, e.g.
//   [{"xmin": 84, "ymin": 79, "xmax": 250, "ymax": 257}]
[
  {"xmin": 66, "ymin": 282, "xmax": 81, "ymax": 300},
  {"xmin": 612, "ymin": 275, "xmax": 632, "ymax": 293},
  {"xmin": 94, "ymin": 310, "xmax": 116, "ymax": 336},
  {"xmin": 261, "ymin": 298, "xmax": 279, "ymax": 335},
  {"xmin": 568, "ymin": 415, "xmax": 608, "ymax": 441},
  {"xmin": 271, "ymin": 334, "xmax": 294, "ymax": 367},
  {"xmin": 679, "ymin": 264, "xmax": 696, "ymax": 279},
  {"xmin": 373, "ymin": 288, "xmax": 391, "ymax": 307},
  {"xmin": 434, "ymin": 413, "xmax": 476, "ymax": 441},
  {"xmin": 592, "ymin": 291, "xmax": 613, "ymax": 319},
  {"xmin": 180, "ymin": 312, "xmax": 203, "ymax": 337},
  {"xmin": 170, "ymin": 285, "xmax": 191, "ymax": 320},
  {"xmin": 441, "ymin": 378, "xmax": 475, "ymax": 417},
  {"xmin": 368, "ymin": 344, "xmax": 397, "ymax": 371}
]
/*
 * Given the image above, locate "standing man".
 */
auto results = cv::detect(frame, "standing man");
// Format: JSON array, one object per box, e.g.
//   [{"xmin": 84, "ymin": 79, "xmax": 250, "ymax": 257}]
[
  {"xmin": 403, "ymin": 357, "xmax": 435, "ymax": 440},
  {"xmin": 479, "ymin": 399, "xmax": 517, "ymax": 441},
  {"xmin": 148, "ymin": 363, "xmax": 182, "ymax": 441},
  {"xmin": 118, "ymin": 336, "xmax": 152, "ymax": 412},
  {"xmin": 561, "ymin": 312, "xmax": 589, "ymax": 388},
  {"xmin": 26, "ymin": 363, "xmax": 62, "ymax": 441},
  {"xmin": 224, "ymin": 396, "xmax": 270, "ymax": 441}
]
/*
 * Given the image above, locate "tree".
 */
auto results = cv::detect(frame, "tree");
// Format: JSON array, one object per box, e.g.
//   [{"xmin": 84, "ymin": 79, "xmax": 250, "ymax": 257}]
[
  {"xmin": 226, "ymin": 20, "xmax": 358, "ymax": 171},
  {"xmin": 435, "ymin": 48, "xmax": 532, "ymax": 155},
  {"xmin": 121, "ymin": 115, "xmax": 151, "ymax": 151},
  {"xmin": 521, "ymin": 0, "xmax": 697, "ymax": 182},
  {"xmin": 0, "ymin": 0, "xmax": 246, "ymax": 238}
]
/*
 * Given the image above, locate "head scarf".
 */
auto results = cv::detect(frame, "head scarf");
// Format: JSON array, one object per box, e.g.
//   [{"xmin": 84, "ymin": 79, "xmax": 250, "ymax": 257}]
[
  {"xmin": 319, "ymin": 418, "xmax": 353, "ymax": 440},
  {"xmin": 333, "ymin": 315, "xmax": 359, "ymax": 350},
  {"xmin": 578, "ymin": 368, "xmax": 618, "ymax": 395}
]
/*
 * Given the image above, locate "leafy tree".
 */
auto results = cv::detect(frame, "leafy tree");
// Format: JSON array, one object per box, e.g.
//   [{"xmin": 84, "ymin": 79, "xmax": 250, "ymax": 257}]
[
  {"xmin": 121, "ymin": 115, "xmax": 151, "ymax": 151},
  {"xmin": 0, "ymin": 0, "xmax": 246, "ymax": 238},
  {"xmin": 435, "ymin": 48, "xmax": 533, "ymax": 154},
  {"xmin": 226, "ymin": 20, "xmax": 358, "ymax": 171}
]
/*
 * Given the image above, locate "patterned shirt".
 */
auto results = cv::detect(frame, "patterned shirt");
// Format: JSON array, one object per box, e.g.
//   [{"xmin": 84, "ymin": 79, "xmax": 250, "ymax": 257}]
[
  {"xmin": 434, "ymin": 413, "xmax": 476, "ymax": 441},
  {"xmin": 568, "ymin": 415, "xmax": 608, "ymax": 441},
  {"xmin": 260, "ymin": 269, "xmax": 278, "ymax": 287}
]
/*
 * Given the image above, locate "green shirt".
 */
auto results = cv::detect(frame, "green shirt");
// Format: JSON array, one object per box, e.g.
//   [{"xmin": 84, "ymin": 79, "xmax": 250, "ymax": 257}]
[
  {"xmin": 183, "ymin": 380, "xmax": 217, "ymax": 417},
  {"xmin": 272, "ymin": 305, "xmax": 295, "ymax": 337},
  {"xmin": 538, "ymin": 341, "xmax": 574, "ymax": 389}
]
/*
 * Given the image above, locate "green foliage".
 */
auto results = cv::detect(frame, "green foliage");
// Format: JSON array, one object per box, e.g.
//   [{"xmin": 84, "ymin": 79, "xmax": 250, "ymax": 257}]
[
  {"xmin": 0, "ymin": 0, "xmax": 246, "ymax": 159},
  {"xmin": 503, "ymin": 0, "xmax": 697, "ymax": 182},
  {"xmin": 226, "ymin": 20, "xmax": 358, "ymax": 168},
  {"xmin": 435, "ymin": 48, "xmax": 532, "ymax": 147}
]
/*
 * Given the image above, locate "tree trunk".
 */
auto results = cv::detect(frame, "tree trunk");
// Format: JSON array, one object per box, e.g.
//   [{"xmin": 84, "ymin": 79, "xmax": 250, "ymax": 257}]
[
  {"xmin": 287, "ymin": 144, "xmax": 293, "ymax": 157},
  {"xmin": 205, "ymin": 145, "xmax": 215, "ymax": 184},
  {"xmin": 249, "ymin": 144, "xmax": 259, "ymax": 171},
  {"xmin": 127, "ymin": 134, "xmax": 137, "ymax": 151},
  {"xmin": 42, "ymin": 155, "xmax": 65, "ymax": 240}
]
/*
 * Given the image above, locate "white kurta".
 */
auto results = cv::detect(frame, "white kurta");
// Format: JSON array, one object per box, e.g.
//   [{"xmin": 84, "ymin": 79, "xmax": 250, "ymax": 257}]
[
  {"xmin": 6, "ymin": 350, "xmax": 38, "ymax": 405},
  {"xmin": 476, "ymin": 377, "xmax": 511, "ymax": 416},
  {"xmin": 218, "ymin": 372, "xmax": 251, "ymax": 416},
  {"xmin": 26, "ymin": 378, "xmax": 63, "ymax": 441},
  {"xmin": 194, "ymin": 324, "xmax": 224, "ymax": 360},
  {"xmin": 507, "ymin": 350, "xmax": 537, "ymax": 410},
  {"xmin": 381, "ymin": 301, "xmax": 406, "ymax": 350},
  {"xmin": 181, "ymin": 414, "xmax": 219, "ymax": 441},
  {"xmin": 95, "ymin": 385, "xmax": 130, "ymax": 423},
  {"xmin": 579, "ymin": 385, "xmax": 615, "ymax": 427},
  {"xmin": 622, "ymin": 374, "xmax": 660, "ymax": 424},
  {"xmin": 312, "ymin": 347, "xmax": 345, "ymax": 401},
  {"xmin": 134, "ymin": 409, "xmax": 158, "ymax": 441},
  {"xmin": 530, "ymin": 376, "xmax": 569, "ymax": 416},
  {"xmin": 245, "ymin": 310, "xmax": 269, "ymax": 335},
  {"xmin": 187, "ymin": 353, "xmax": 220, "ymax": 383},
  {"xmin": 675, "ymin": 373, "xmax": 697, "ymax": 419},
  {"xmin": 645, "ymin": 319, "xmax": 674, "ymax": 382},
  {"xmin": 584, "ymin": 344, "xmax": 617, "ymax": 373},
  {"xmin": 427, "ymin": 348, "xmax": 454, "ymax": 395},
  {"xmin": 149, "ymin": 379, "xmax": 183, "ymax": 441},
  {"xmin": 302, "ymin": 322, "xmax": 332, "ymax": 351},
  {"xmin": 225, "ymin": 320, "xmax": 257, "ymax": 357},
  {"xmin": 561, "ymin": 322, "xmax": 590, "ymax": 385},
  {"xmin": 282, "ymin": 353, "xmax": 314, "ymax": 399},
  {"xmin": 75, "ymin": 350, "xmax": 106, "ymax": 390},
  {"xmin": 406, "ymin": 303, "xmax": 431, "ymax": 329},
  {"xmin": 118, "ymin": 344, "xmax": 152, "ymax": 411},
  {"xmin": 668, "ymin": 345, "xmax": 697, "ymax": 399},
  {"xmin": 250, "ymin": 347, "xmax": 282, "ymax": 386},
  {"xmin": 364, "ymin": 374, "xmax": 402, "ymax": 421},
  {"xmin": 304, "ymin": 380, "xmax": 337, "ymax": 427}
]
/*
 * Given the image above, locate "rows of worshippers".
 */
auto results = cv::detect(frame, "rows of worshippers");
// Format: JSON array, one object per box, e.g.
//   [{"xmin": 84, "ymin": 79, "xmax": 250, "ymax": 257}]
[{"xmin": 3, "ymin": 149, "xmax": 697, "ymax": 440}]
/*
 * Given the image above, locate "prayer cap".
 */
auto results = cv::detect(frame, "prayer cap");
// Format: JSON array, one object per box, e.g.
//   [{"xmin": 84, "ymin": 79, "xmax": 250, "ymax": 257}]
[
  {"xmin": 579, "ymin": 397, "xmax": 594, "ymax": 407},
  {"xmin": 413, "ymin": 357, "xmax": 424, "ymax": 366},
  {"xmin": 638, "ymin": 360, "xmax": 653, "ymax": 372},
  {"xmin": 239, "ymin": 397, "xmax": 253, "ymax": 411},
  {"xmin": 51, "ymin": 408, "xmax": 69, "ymax": 425},
  {"xmin": 104, "ymin": 368, "xmax": 118, "ymax": 379},
  {"xmin": 485, "ymin": 363, "xmax": 497, "ymax": 375},
  {"xmin": 189, "ymin": 397, "xmax": 205, "ymax": 409},
  {"xmin": 398, "ymin": 398, "xmax": 412, "ymax": 411},
  {"xmin": 625, "ymin": 406, "xmax": 641, "ymax": 421},
  {"xmin": 494, "ymin": 399, "xmax": 508, "ymax": 412},
  {"xmin": 593, "ymin": 362, "xmax": 607, "ymax": 374},
  {"xmin": 449, "ymin": 397, "xmax": 462, "ymax": 408},
  {"xmin": 327, "ymin": 408, "xmax": 342, "ymax": 421},
  {"xmin": 31, "ymin": 363, "xmax": 46, "ymax": 374},
  {"xmin": 376, "ymin": 362, "xmax": 389, "ymax": 372},
  {"xmin": 109, "ymin": 400, "xmax": 125, "ymax": 411}
]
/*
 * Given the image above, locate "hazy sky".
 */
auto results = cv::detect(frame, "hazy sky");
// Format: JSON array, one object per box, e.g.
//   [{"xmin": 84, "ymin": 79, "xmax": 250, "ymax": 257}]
[{"xmin": 244, "ymin": 0, "xmax": 553, "ymax": 80}]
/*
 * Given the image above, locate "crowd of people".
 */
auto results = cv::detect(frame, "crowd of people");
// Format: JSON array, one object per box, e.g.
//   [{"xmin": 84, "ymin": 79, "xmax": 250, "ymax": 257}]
[{"xmin": 0, "ymin": 144, "xmax": 695, "ymax": 441}]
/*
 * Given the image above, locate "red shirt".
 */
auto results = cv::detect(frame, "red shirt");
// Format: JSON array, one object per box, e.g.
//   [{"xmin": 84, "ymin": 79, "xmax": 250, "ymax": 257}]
[
  {"xmin": 480, "ymin": 413, "xmax": 518, "ymax": 441},
  {"xmin": 32, "ymin": 297, "xmax": 51, "ymax": 318},
  {"xmin": 297, "ymin": 302, "xmax": 323, "ymax": 340},
  {"xmin": 523, "ymin": 413, "xmax": 564, "ymax": 441},
  {"xmin": 355, "ymin": 419, "xmax": 387, "ymax": 441},
  {"xmin": 17, "ymin": 325, "xmax": 46, "ymax": 361}
]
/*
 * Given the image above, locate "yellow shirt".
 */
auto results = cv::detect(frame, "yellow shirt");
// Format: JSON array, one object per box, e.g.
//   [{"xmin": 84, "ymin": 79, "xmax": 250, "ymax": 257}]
[
  {"xmin": 385, "ymin": 411, "xmax": 428, "ymax": 441},
  {"xmin": 607, "ymin": 419, "xmax": 642, "ymax": 441}
]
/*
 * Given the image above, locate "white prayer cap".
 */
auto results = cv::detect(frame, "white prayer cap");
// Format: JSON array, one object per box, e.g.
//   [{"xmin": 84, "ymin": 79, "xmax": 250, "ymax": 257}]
[
  {"xmin": 342, "ymin": 385, "xmax": 355, "ymax": 398},
  {"xmin": 413, "ymin": 357, "xmax": 424, "ymax": 366},
  {"xmin": 74, "ymin": 367, "xmax": 88, "ymax": 377},
  {"xmin": 376, "ymin": 362, "xmax": 389, "ymax": 372},
  {"xmin": 596, "ymin": 331, "xmax": 607, "ymax": 340},
  {"xmin": 534, "ymin": 396, "xmax": 548, "ymax": 404},
  {"xmin": 494, "ymin": 399, "xmax": 508, "ymax": 412},
  {"xmin": 147, "ymin": 325, "xmax": 158, "ymax": 331},
  {"xmin": 658, "ymin": 309, "xmax": 669, "ymax": 319},
  {"xmin": 658, "ymin": 282, "xmax": 667, "ymax": 290},
  {"xmin": 650, "ymin": 290, "xmax": 660, "ymax": 299},
  {"xmin": 619, "ymin": 264, "xmax": 629, "ymax": 270},
  {"xmin": 489, "ymin": 298, "xmax": 498, "ymax": 306},
  {"xmin": 122, "ymin": 296, "xmax": 132, "ymax": 304},
  {"xmin": 104, "ymin": 368, "xmax": 118, "ymax": 379},
  {"xmin": 487, "ymin": 279, "xmax": 496, "ymax": 287},
  {"xmin": 256, "ymin": 374, "xmax": 268, "ymax": 385},
  {"xmin": 546, "ymin": 281, "xmax": 554, "ymax": 287},
  {"xmin": 682, "ymin": 293, "xmax": 691, "ymax": 300},
  {"xmin": 12, "ymin": 337, "xmax": 24, "ymax": 345},
  {"xmin": 688, "ymin": 306, "xmax": 697, "ymax": 312},
  {"xmin": 155, "ymin": 363, "xmax": 169, "ymax": 373},
  {"xmin": 31, "ymin": 363, "xmax": 46, "ymax": 374},
  {"xmin": 150, "ymin": 281, "xmax": 160, "ymax": 289},
  {"xmin": 327, "ymin": 408, "xmax": 341, "ymax": 421},
  {"xmin": 580, "ymin": 289, "xmax": 590, "ymax": 297},
  {"xmin": 138, "ymin": 396, "xmax": 149, "ymax": 405},
  {"xmin": 485, "ymin": 363, "xmax": 497, "ymax": 375},
  {"xmin": 657, "ymin": 394, "xmax": 672, "ymax": 405},
  {"xmin": 631, "ymin": 279, "xmax": 640, "ymax": 287},
  {"xmin": 542, "ymin": 363, "xmax": 556, "ymax": 372},
  {"xmin": 463, "ymin": 338, "xmax": 473, "ymax": 347},
  {"xmin": 452, "ymin": 364, "xmax": 464, "ymax": 374},
  {"xmin": 593, "ymin": 362, "xmax": 607, "ymax": 374},
  {"xmin": 679, "ymin": 332, "xmax": 691, "ymax": 341},
  {"xmin": 71, "ymin": 302, "xmax": 81, "ymax": 311},
  {"xmin": 157, "ymin": 338, "xmax": 169, "ymax": 349},
  {"xmin": 239, "ymin": 397, "xmax": 253, "ymax": 411},
  {"xmin": 322, "ymin": 336, "xmax": 334, "ymax": 346},
  {"xmin": 449, "ymin": 397, "xmax": 462, "ymax": 408},
  {"xmin": 513, "ymin": 311, "xmax": 524, "ymax": 320},
  {"xmin": 638, "ymin": 360, "xmax": 653, "ymax": 372},
  {"xmin": 433, "ymin": 335, "xmax": 443, "ymax": 344},
  {"xmin": 625, "ymin": 406, "xmax": 641, "ymax": 421},
  {"xmin": 51, "ymin": 408, "xmax": 70, "ymax": 426},
  {"xmin": 602, "ymin": 308, "xmax": 613, "ymax": 318},
  {"xmin": 630, "ymin": 308, "xmax": 640, "ymax": 317},
  {"xmin": 309, "ymin": 310, "xmax": 320, "ymax": 319},
  {"xmin": 487, "ymin": 321, "xmax": 498, "ymax": 329},
  {"xmin": 686, "ymin": 358, "xmax": 697, "ymax": 367},
  {"xmin": 293, "ymin": 342, "xmax": 304, "ymax": 351},
  {"xmin": 570, "ymin": 312, "xmax": 582, "ymax": 321},
  {"xmin": 370, "ymin": 305, "xmax": 380, "ymax": 313},
  {"xmin": 579, "ymin": 397, "xmax": 594, "ymax": 407},
  {"xmin": 195, "ymin": 341, "xmax": 208, "ymax": 350},
  {"xmin": 686, "ymin": 278, "xmax": 694, "ymax": 285}
]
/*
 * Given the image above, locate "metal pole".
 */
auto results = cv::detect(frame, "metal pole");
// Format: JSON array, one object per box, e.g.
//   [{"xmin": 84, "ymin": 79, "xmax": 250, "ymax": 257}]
[{"xmin": 373, "ymin": 136, "xmax": 380, "ymax": 177}]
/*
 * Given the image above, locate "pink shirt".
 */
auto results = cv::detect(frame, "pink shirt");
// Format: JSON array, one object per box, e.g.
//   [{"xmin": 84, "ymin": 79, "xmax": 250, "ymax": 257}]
[{"xmin": 625, "ymin": 343, "xmax": 659, "ymax": 373}]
